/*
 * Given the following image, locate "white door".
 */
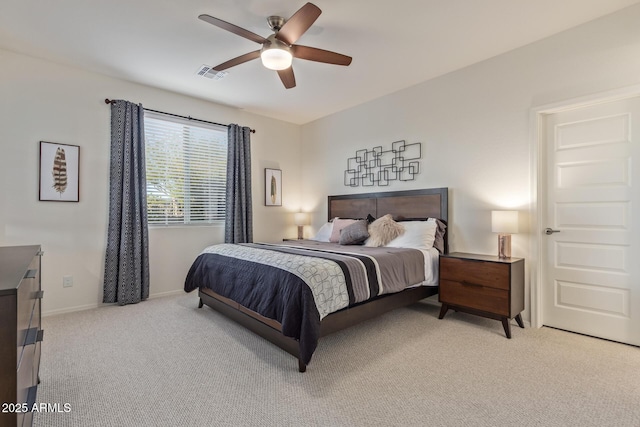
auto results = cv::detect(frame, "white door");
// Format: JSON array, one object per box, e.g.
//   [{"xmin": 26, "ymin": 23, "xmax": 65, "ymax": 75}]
[{"xmin": 544, "ymin": 96, "xmax": 640, "ymax": 346}]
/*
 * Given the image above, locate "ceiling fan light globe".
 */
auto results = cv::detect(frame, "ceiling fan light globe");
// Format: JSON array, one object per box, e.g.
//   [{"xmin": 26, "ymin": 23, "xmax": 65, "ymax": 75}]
[{"xmin": 260, "ymin": 48, "xmax": 293, "ymax": 70}]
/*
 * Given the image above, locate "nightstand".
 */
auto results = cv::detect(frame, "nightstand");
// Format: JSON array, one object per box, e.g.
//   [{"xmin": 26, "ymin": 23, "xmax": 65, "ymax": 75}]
[{"xmin": 438, "ymin": 252, "xmax": 525, "ymax": 338}]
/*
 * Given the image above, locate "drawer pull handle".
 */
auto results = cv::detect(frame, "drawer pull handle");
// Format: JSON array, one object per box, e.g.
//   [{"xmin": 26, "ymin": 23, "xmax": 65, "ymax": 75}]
[
  {"xmin": 461, "ymin": 281, "xmax": 482, "ymax": 288},
  {"xmin": 26, "ymin": 385, "xmax": 38, "ymax": 408},
  {"xmin": 24, "ymin": 269, "xmax": 38, "ymax": 279},
  {"xmin": 24, "ymin": 328, "xmax": 44, "ymax": 345},
  {"xmin": 36, "ymin": 290, "xmax": 44, "ymax": 299}
]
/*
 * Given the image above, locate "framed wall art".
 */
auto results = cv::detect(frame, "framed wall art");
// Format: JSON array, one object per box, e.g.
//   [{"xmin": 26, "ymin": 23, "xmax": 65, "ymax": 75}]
[
  {"xmin": 265, "ymin": 168, "xmax": 282, "ymax": 206},
  {"xmin": 39, "ymin": 141, "xmax": 80, "ymax": 202}
]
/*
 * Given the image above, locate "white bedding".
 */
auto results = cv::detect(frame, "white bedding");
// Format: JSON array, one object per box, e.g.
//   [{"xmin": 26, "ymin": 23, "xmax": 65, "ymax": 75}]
[{"xmin": 417, "ymin": 246, "xmax": 440, "ymax": 287}]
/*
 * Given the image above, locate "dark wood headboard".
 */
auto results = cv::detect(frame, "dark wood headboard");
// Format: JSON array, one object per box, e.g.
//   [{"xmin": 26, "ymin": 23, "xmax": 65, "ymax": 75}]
[{"xmin": 328, "ymin": 188, "xmax": 449, "ymax": 251}]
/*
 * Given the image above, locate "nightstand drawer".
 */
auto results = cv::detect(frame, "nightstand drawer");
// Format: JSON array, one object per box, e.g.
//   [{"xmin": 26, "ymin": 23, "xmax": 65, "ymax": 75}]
[
  {"xmin": 440, "ymin": 279, "xmax": 510, "ymax": 316},
  {"xmin": 440, "ymin": 257, "xmax": 509, "ymax": 290}
]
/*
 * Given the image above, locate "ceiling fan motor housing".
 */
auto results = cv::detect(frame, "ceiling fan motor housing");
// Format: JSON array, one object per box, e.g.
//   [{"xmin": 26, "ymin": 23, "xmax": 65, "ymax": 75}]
[{"xmin": 267, "ymin": 16, "xmax": 285, "ymax": 31}]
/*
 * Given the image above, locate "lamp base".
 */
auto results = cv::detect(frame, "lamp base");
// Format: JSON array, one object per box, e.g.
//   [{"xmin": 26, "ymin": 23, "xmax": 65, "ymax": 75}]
[
  {"xmin": 297, "ymin": 225, "xmax": 304, "ymax": 240},
  {"xmin": 497, "ymin": 234, "xmax": 511, "ymax": 259}
]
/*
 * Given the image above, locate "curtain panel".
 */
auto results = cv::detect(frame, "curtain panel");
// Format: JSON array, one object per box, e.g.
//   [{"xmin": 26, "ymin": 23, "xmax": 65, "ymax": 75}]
[
  {"xmin": 225, "ymin": 124, "xmax": 253, "ymax": 243},
  {"xmin": 103, "ymin": 100, "xmax": 150, "ymax": 305}
]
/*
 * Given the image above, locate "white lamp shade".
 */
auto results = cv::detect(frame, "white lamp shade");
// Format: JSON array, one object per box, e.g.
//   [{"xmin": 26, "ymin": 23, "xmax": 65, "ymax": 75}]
[
  {"xmin": 261, "ymin": 48, "xmax": 293, "ymax": 70},
  {"xmin": 294, "ymin": 212, "xmax": 310, "ymax": 226},
  {"xmin": 491, "ymin": 210, "xmax": 519, "ymax": 234}
]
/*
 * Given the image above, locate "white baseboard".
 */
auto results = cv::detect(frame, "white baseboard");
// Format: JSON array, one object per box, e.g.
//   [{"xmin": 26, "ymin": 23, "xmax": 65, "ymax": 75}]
[
  {"xmin": 43, "ymin": 302, "xmax": 100, "ymax": 318},
  {"xmin": 148, "ymin": 289, "xmax": 184, "ymax": 299},
  {"xmin": 43, "ymin": 289, "xmax": 185, "ymax": 317}
]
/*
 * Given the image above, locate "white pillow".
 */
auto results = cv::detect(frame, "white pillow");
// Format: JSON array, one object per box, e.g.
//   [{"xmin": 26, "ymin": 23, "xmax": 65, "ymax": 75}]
[
  {"xmin": 311, "ymin": 221, "xmax": 333, "ymax": 242},
  {"xmin": 385, "ymin": 219, "xmax": 438, "ymax": 249}
]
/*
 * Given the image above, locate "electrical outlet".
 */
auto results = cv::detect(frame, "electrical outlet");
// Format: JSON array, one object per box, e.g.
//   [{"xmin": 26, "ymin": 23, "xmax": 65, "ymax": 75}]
[{"xmin": 63, "ymin": 275, "xmax": 73, "ymax": 288}]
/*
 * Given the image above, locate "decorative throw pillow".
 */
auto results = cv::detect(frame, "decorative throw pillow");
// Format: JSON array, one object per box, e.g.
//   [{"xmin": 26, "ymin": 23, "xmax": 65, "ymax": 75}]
[
  {"xmin": 339, "ymin": 220, "xmax": 369, "ymax": 245},
  {"xmin": 365, "ymin": 214, "xmax": 405, "ymax": 247},
  {"xmin": 329, "ymin": 218, "xmax": 358, "ymax": 243},
  {"xmin": 432, "ymin": 219, "xmax": 447, "ymax": 253}
]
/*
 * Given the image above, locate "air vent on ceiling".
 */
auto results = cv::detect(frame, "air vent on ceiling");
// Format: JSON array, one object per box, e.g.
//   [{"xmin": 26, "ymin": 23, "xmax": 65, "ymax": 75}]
[{"xmin": 196, "ymin": 65, "xmax": 228, "ymax": 80}]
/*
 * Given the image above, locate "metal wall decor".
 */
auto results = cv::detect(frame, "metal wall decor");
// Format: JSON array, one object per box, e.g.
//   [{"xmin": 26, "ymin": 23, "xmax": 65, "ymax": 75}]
[{"xmin": 344, "ymin": 140, "xmax": 421, "ymax": 187}]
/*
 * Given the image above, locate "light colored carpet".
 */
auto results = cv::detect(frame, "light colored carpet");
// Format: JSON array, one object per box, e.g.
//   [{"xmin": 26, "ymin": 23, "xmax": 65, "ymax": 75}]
[{"xmin": 34, "ymin": 293, "xmax": 640, "ymax": 427}]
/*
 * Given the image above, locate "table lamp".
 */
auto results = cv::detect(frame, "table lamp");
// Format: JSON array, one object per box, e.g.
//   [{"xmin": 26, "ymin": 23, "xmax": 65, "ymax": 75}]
[
  {"xmin": 491, "ymin": 210, "xmax": 519, "ymax": 258},
  {"xmin": 294, "ymin": 212, "xmax": 310, "ymax": 240}
]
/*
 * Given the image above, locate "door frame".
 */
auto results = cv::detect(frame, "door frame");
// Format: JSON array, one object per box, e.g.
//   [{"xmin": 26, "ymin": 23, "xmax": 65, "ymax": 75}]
[{"xmin": 529, "ymin": 84, "xmax": 640, "ymax": 328}]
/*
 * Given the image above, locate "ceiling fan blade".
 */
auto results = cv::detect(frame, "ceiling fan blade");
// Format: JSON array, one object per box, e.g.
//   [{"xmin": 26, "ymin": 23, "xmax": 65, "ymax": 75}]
[
  {"xmin": 275, "ymin": 2, "xmax": 321, "ymax": 45},
  {"xmin": 213, "ymin": 50, "xmax": 261, "ymax": 71},
  {"xmin": 277, "ymin": 67, "xmax": 296, "ymax": 89},
  {"xmin": 199, "ymin": 14, "xmax": 267, "ymax": 44},
  {"xmin": 292, "ymin": 45, "xmax": 352, "ymax": 66}
]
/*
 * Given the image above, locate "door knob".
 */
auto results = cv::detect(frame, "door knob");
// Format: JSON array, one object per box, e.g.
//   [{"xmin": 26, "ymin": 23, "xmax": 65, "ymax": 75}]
[{"xmin": 544, "ymin": 228, "xmax": 561, "ymax": 235}]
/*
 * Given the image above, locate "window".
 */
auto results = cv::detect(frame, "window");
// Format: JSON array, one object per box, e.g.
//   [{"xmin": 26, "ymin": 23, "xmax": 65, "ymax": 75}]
[{"xmin": 144, "ymin": 112, "xmax": 227, "ymax": 225}]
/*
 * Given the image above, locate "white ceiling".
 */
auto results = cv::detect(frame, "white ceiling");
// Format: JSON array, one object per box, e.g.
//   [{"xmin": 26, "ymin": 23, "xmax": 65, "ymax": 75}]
[{"xmin": 2, "ymin": 0, "xmax": 639, "ymax": 124}]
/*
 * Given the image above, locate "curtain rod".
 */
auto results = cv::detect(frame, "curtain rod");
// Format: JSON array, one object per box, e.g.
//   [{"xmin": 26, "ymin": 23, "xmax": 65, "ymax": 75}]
[{"xmin": 104, "ymin": 99, "xmax": 256, "ymax": 133}]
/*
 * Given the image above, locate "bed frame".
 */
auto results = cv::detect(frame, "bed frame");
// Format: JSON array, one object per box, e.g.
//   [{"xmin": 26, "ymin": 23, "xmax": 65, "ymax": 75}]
[{"xmin": 198, "ymin": 187, "xmax": 449, "ymax": 372}]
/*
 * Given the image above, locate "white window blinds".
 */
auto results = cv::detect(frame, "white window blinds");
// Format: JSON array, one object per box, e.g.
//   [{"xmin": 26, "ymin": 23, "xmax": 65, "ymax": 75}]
[{"xmin": 144, "ymin": 111, "xmax": 228, "ymax": 225}]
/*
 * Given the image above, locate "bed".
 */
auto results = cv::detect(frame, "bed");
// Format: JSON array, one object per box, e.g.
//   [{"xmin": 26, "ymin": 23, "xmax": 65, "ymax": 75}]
[{"xmin": 185, "ymin": 187, "xmax": 448, "ymax": 372}]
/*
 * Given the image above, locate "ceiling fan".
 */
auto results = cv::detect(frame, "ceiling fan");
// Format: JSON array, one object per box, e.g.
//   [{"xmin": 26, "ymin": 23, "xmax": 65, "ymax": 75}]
[{"xmin": 198, "ymin": 2, "xmax": 352, "ymax": 89}]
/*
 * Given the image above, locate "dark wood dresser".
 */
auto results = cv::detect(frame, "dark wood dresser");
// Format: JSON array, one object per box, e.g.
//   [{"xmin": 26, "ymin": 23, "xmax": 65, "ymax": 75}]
[
  {"xmin": 438, "ymin": 252, "xmax": 524, "ymax": 338},
  {"xmin": 0, "ymin": 245, "xmax": 43, "ymax": 427}
]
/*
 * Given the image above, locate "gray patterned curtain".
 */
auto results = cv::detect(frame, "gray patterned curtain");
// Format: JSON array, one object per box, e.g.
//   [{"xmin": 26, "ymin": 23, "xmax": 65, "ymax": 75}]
[
  {"xmin": 225, "ymin": 124, "xmax": 253, "ymax": 243},
  {"xmin": 103, "ymin": 100, "xmax": 150, "ymax": 305}
]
